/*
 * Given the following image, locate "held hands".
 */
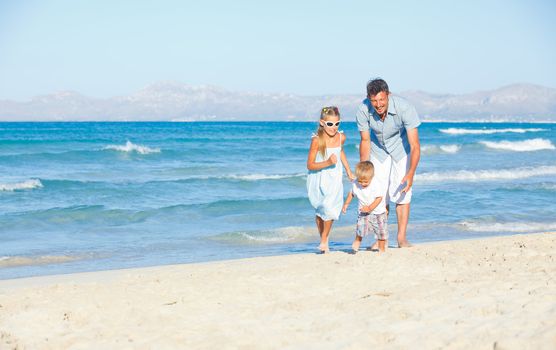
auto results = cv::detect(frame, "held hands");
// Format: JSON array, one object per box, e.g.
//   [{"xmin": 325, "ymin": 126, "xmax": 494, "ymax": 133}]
[
  {"xmin": 346, "ymin": 171, "xmax": 356, "ymax": 181},
  {"xmin": 342, "ymin": 203, "xmax": 348, "ymax": 214},
  {"xmin": 401, "ymin": 172, "xmax": 415, "ymax": 193},
  {"xmin": 327, "ymin": 154, "xmax": 337, "ymax": 166}
]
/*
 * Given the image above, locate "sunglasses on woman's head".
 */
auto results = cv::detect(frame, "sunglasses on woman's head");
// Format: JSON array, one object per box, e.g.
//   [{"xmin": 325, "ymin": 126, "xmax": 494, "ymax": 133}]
[
  {"xmin": 322, "ymin": 106, "xmax": 339, "ymax": 114},
  {"xmin": 325, "ymin": 121, "xmax": 341, "ymax": 127}
]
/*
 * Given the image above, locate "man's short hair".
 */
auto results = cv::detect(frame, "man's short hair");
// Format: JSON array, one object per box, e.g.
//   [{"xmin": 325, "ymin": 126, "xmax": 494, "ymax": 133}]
[{"xmin": 366, "ymin": 78, "xmax": 389, "ymax": 97}]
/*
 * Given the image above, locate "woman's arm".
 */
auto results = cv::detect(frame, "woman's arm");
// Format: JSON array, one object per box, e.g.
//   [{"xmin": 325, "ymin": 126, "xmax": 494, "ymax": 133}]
[
  {"xmin": 340, "ymin": 134, "xmax": 355, "ymax": 180},
  {"xmin": 307, "ymin": 137, "xmax": 336, "ymax": 171},
  {"xmin": 342, "ymin": 191, "xmax": 354, "ymax": 214}
]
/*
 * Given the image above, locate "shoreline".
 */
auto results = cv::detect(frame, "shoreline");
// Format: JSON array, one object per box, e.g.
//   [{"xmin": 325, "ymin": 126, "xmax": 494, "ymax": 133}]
[
  {"xmin": 1, "ymin": 232, "xmax": 555, "ymax": 349},
  {"xmin": 0, "ymin": 227, "xmax": 540, "ymax": 281},
  {"xmin": 0, "ymin": 228, "xmax": 551, "ymax": 280}
]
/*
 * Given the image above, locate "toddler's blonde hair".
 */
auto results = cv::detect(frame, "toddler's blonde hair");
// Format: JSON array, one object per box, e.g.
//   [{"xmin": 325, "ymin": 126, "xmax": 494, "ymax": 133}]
[{"xmin": 355, "ymin": 161, "xmax": 374, "ymax": 180}]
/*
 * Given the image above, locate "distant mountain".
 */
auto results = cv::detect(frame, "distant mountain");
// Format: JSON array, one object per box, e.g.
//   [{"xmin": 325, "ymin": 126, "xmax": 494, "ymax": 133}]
[
  {"xmin": 402, "ymin": 83, "xmax": 556, "ymax": 122},
  {"xmin": 1, "ymin": 82, "xmax": 555, "ymax": 122}
]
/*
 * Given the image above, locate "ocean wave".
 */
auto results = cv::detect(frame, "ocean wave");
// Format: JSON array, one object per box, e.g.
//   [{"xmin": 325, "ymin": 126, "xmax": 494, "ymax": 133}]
[
  {"xmin": 224, "ymin": 173, "xmax": 306, "ymax": 181},
  {"xmin": 27, "ymin": 173, "xmax": 305, "ymax": 189},
  {"xmin": 151, "ymin": 173, "xmax": 306, "ymax": 183},
  {"xmin": 421, "ymin": 144, "xmax": 461, "ymax": 155},
  {"xmin": 0, "ymin": 255, "xmax": 81, "ymax": 268},
  {"xmin": 417, "ymin": 165, "xmax": 556, "ymax": 182},
  {"xmin": 5, "ymin": 197, "xmax": 308, "ymax": 227},
  {"xmin": 0, "ymin": 179, "xmax": 43, "ymax": 191},
  {"xmin": 210, "ymin": 226, "xmax": 313, "ymax": 244},
  {"xmin": 503, "ymin": 182, "xmax": 556, "ymax": 192},
  {"xmin": 103, "ymin": 141, "xmax": 161, "ymax": 154},
  {"xmin": 5, "ymin": 205, "xmax": 151, "ymax": 227},
  {"xmin": 479, "ymin": 138, "xmax": 555, "ymax": 152},
  {"xmin": 458, "ymin": 221, "xmax": 556, "ymax": 233},
  {"xmin": 197, "ymin": 196, "xmax": 308, "ymax": 213},
  {"xmin": 439, "ymin": 127, "xmax": 545, "ymax": 135}
]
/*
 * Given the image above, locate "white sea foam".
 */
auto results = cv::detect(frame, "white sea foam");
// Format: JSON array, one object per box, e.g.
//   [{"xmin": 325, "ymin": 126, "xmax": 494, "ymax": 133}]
[
  {"xmin": 422, "ymin": 144, "xmax": 461, "ymax": 155},
  {"xmin": 0, "ymin": 255, "xmax": 80, "ymax": 268},
  {"xmin": 440, "ymin": 128, "xmax": 545, "ymax": 135},
  {"xmin": 439, "ymin": 145, "xmax": 461, "ymax": 154},
  {"xmin": 505, "ymin": 182, "xmax": 556, "ymax": 191},
  {"xmin": 104, "ymin": 141, "xmax": 161, "ymax": 154},
  {"xmin": 417, "ymin": 165, "xmax": 556, "ymax": 182},
  {"xmin": 213, "ymin": 226, "xmax": 313, "ymax": 243},
  {"xmin": 459, "ymin": 221, "xmax": 556, "ymax": 233},
  {"xmin": 479, "ymin": 138, "xmax": 555, "ymax": 152},
  {"xmin": 0, "ymin": 179, "xmax": 43, "ymax": 191},
  {"xmin": 225, "ymin": 173, "xmax": 306, "ymax": 181},
  {"xmin": 537, "ymin": 183, "xmax": 556, "ymax": 191}
]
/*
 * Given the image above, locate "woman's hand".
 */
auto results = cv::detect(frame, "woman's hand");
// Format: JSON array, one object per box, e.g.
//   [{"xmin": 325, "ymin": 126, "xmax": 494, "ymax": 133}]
[{"xmin": 342, "ymin": 203, "xmax": 348, "ymax": 214}]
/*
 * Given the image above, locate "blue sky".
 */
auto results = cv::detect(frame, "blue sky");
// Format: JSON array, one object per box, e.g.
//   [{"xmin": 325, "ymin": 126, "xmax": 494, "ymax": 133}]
[{"xmin": 0, "ymin": 0, "xmax": 555, "ymax": 100}]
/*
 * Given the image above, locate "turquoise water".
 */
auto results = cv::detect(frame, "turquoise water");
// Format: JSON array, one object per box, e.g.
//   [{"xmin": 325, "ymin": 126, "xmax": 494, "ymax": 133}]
[{"xmin": 1, "ymin": 122, "xmax": 555, "ymax": 279}]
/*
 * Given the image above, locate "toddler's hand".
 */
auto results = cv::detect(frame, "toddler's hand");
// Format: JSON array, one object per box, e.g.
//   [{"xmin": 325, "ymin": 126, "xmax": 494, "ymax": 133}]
[
  {"xmin": 328, "ymin": 154, "xmax": 337, "ymax": 165},
  {"xmin": 347, "ymin": 172, "xmax": 356, "ymax": 181}
]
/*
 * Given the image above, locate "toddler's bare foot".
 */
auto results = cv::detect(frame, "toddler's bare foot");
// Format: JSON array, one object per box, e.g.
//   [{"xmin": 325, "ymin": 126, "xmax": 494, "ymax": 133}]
[{"xmin": 398, "ymin": 240, "xmax": 413, "ymax": 248}]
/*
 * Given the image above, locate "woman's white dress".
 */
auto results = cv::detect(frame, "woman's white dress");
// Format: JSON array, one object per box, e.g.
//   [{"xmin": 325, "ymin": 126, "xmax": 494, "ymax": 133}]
[{"xmin": 306, "ymin": 133, "xmax": 344, "ymax": 221}]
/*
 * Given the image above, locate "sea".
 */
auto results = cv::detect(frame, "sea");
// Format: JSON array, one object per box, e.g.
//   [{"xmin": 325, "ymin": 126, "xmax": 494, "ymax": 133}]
[{"xmin": 1, "ymin": 121, "xmax": 555, "ymax": 279}]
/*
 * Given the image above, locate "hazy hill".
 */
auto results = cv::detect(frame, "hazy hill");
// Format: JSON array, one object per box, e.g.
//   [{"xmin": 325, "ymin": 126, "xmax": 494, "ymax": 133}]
[
  {"xmin": 1, "ymin": 82, "xmax": 555, "ymax": 122},
  {"xmin": 402, "ymin": 83, "xmax": 556, "ymax": 121}
]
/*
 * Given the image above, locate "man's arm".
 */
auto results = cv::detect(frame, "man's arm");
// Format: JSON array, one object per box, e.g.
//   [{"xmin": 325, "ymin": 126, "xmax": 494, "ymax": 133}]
[
  {"xmin": 359, "ymin": 131, "xmax": 371, "ymax": 161},
  {"xmin": 401, "ymin": 128, "xmax": 420, "ymax": 193}
]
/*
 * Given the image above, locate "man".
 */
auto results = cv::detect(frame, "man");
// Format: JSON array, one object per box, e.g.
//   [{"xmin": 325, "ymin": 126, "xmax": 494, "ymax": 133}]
[{"xmin": 356, "ymin": 78, "xmax": 421, "ymax": 248}]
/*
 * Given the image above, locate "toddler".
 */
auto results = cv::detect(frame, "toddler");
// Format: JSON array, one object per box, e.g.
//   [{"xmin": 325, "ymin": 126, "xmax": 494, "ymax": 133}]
[{"xmin": 342, "ymin": 161, "xmax": 388, "ymax": 252}]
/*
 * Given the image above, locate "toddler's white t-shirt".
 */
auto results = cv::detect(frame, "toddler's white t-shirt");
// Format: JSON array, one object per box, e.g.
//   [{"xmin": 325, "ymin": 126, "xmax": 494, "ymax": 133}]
[{"xmin": 351, "ymin": 179, "xmax": 387, "ymax": 214}]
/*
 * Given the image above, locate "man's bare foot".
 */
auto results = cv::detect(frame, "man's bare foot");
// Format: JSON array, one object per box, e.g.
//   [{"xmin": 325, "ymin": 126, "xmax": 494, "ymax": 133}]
[
  {"xmin": 398, "ymin": 240, "xmax": 413, "ymax": 248},
  {"xmin": 377, "ymin": 240, "xmax": 387, "ymax": 252},
  {"xmin": 318, "ymin": 243, "xmax": 329, "ymax": 253},
  {"xmin": 351, "ymin": 240, "xmax": 361, "ymax": 253}
]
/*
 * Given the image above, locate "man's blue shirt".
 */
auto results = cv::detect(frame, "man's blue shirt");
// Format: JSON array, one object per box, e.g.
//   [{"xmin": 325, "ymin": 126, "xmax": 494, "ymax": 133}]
[{"xmin": 356, "ymin": 95, "xmax": 421, "ymax": 162}]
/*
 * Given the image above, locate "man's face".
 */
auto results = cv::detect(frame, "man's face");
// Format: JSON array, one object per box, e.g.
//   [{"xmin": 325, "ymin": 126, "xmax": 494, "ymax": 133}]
[{"xmin": 369, "ymin": 91, "xmax": 389, "ymax": 116}]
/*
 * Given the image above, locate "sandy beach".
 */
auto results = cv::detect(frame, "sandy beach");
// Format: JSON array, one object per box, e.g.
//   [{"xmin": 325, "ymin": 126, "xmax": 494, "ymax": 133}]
[{"xmin": 1, "ymin": 232, "xmax": 555, "ymax": 349}]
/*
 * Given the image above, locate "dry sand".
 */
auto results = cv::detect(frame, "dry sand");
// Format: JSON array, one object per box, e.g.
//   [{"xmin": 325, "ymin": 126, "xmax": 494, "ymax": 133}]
[{"xmin": 1, "ymin": 233, "xmax": 555, "ymax": 349}]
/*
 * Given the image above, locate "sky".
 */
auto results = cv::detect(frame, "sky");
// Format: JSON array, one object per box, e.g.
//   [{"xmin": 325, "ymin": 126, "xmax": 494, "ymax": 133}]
[{"xmin": 0, "ymin": 0, "xmax": 555, "ymax": 100}]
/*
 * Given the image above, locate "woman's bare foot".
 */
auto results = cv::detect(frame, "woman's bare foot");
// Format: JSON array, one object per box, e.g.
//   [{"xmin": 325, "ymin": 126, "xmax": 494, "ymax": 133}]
[
  {"xmin": 352, "ymin": 236, "xmax": 362, "ymax": 253},
  {"xmin": 318, "ymin": 243, "xmax": 329, "ymax": 253},
  {"xmin": 366, "ymin": 241, "xmax": 378, "ymax": 251},
  {"xmin": 398, "ymin": 240, "xmax": 413, "ymax": 248}
]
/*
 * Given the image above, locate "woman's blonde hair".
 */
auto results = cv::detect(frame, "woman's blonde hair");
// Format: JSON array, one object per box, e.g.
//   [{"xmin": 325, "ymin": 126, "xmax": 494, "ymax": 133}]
[
  {"xmin": 355, "ymin": 161, "xmax": 374, "ymax": 180},
  {"xmin": 316, "ymin": 106, "xmax": 340, "ymax": 158}
]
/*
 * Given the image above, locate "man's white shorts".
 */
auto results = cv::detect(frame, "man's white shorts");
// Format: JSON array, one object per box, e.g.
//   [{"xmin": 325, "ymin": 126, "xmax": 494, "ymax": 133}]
[{"xmin": 370, "ymin": 154, "xmax": 412, "ymax": 205}]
